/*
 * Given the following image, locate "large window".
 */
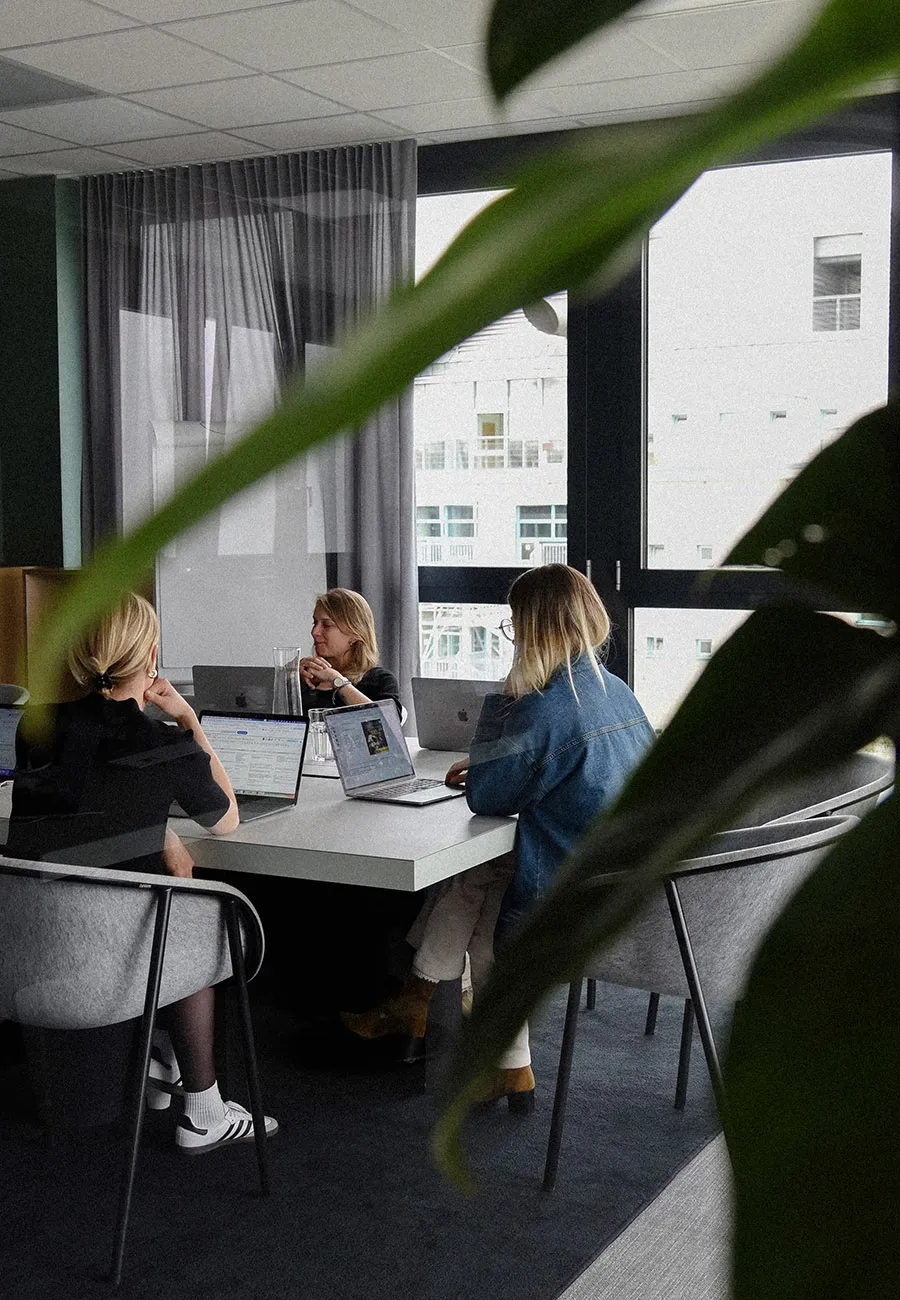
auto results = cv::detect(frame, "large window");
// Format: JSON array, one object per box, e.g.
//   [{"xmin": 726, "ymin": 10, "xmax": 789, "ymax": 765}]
[
  {"xmin": 813, "ymin": 234, "xmax": 862, "ymax": 331},
  {"xmin": 516, "ymin": 504, "xmax": 567, "ymax": 564}
]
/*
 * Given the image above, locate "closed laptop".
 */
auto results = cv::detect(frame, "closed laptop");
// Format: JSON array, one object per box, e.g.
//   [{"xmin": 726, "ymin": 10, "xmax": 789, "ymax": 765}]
[{"xmin": 411, "ymin": 677, "xmax": 504, "ymax": 752}]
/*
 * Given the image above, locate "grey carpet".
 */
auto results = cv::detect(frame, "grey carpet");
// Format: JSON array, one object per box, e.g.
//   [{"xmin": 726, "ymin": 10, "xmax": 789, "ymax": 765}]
[{"xmin": 0, "ymin": 985, "xmax": 723, "ymax": 1300}]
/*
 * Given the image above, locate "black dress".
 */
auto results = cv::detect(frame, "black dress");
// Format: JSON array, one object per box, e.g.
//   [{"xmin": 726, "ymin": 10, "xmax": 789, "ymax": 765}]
[
  {"xmin": 6, "ymin": 694, "xmax": 229, "ymax": 874},
  {"xmin": 301, "ymin": 664, "xmax": 402, "ymax": 718}
]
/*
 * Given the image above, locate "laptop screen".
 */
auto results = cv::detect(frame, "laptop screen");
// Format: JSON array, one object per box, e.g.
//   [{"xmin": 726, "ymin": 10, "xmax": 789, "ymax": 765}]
[
  {"xmin": 199, "ymin": 713, "xmax": 307, "ymax": 799},
  {"xmin": 0, "ymin": 705, "xmax": 22, "ymax": 778},
  {"xmin": 326, "ymin": 701, "xmax": 413, "ymax": 792}
]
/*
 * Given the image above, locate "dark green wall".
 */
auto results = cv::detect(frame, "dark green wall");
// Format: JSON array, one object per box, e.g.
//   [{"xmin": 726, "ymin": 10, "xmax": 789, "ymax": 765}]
[{"xmin": 0, "ymin": 175, "xmax": 82, "ymax": 568}]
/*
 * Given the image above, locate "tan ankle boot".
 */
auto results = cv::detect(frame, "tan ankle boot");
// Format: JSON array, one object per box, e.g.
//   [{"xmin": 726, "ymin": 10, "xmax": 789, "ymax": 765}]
[
  {"xmin": 340, "ymin": 975, "xmax": 437, "ymax": 1041},
  {"xmin": 476, "ymin": 1065, "xmax": 536, "ymax": 1114}
]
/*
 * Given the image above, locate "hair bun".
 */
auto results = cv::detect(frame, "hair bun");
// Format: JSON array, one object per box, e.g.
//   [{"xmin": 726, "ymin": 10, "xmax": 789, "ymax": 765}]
[{"xmin": 93, "ymin": 671, "xmax": 113, "ymax": 691}]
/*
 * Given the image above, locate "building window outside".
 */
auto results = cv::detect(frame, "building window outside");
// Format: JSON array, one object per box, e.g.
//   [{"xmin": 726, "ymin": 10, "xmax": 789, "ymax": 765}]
[
  {"xmin": 696, "ymin": 544, "xmax": 714, "ymax": 563},
  {"xmin": 417, "ymin": 505, "xmax": 476, "ymax": 562},
  {"xmin": 813, "ymin": 234, "xmax": 862, "ymax": 331},
  {"xmin": 647, "ymin": 543, "xmax": 665, "ymax": 567},
  {"xmin": 517, "ymin": 504, "xmax": 567, "ymax": 564},
  {"xmin": 476, "ymin": 413, "xmax": 506, "ymax": 468},
  {"xmin": 696, "ymin": 638, "xmax": 714, "ymax": 659},
  {"xmin": 509, "ymin": 438, "xmax": 540, "ymax": 468},
  {"xmin": 646, "ymin": 636, "xmax": 665, "ymax": 658},
  {"xmin": 770, "ymin": 409, "xmax": 787, "ymax": 422}
]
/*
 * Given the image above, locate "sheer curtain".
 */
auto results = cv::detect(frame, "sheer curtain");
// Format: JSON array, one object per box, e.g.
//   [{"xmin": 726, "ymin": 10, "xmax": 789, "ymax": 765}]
[{"xmin": 82, "ymin": 142, "xmax": 417, "ymax": 700}]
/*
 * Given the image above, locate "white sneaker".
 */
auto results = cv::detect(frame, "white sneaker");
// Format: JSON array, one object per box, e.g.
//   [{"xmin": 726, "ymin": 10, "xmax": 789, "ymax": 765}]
[
  {"xmin": 146, "ymin": 1048, "xmax": 183, "ymax": 1111},
  {"xmin": 176, "ymin": 1101, "xmax": 279, "ymax": 1155}
]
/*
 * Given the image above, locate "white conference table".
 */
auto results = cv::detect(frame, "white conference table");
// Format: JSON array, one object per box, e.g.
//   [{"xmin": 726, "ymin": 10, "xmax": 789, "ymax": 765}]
[
  {"xmin": 0, "ymin": 746, "xmax": 516, "ymax": 892},
  {"xmin": 174, "ymin": 744, "xmax": 515, "ymax": 892}
]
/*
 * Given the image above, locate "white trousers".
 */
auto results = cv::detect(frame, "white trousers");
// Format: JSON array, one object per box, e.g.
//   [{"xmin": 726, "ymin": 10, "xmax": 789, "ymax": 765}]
[{"xmin": 406, "ymin": 852, "xmax": 531, "ymax": 1069}]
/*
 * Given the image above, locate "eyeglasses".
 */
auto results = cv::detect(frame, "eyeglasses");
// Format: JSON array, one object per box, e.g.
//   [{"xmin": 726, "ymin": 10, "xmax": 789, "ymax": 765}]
[{"xmin": 498, "ymin": 618, "xmax": 515, "ymax": 642}]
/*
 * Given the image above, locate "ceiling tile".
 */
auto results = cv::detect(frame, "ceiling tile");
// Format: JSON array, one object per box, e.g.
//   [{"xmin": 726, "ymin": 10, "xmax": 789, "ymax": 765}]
[
  {"xmin": 0, "ymin": 145, "xmax": 128, "ymax": 174},
  {"xmin": 526, "ymin": 26, "xmax": 682, "ymax": 87},
  {"xmin": 234, "ymin": 114, "xmax": 404, "ymax": 150},
  {"xmin": 0, "ymin": 0, "xmax": 136, "ymax": 47},
  {"xmin": 0, "ymin": 97, "xmax": 203, "ymax": 144},
  {"xmin": 116, "ymin": 130, "xmax": 269, "ymax": 165},
  {"xmin": 163, "ymin": 1, "xmax": 420, "ymax": 73},
  {"xmin": 628, "ymin": 1, "xmax": 818, "ymax": 71},
  {"xmin": 128, "ymin": 76, "xmax": 346, "ymax": 128},
  {"xmin": 6, "ymin": 29, "xmax": 250, "ymax": 93},
  {"xmin": 435, "ymin": 44, "xmax": 485, "ymax": 74},
  {"xmin": 281, "ymin": 51, "xmax": 487, "ymax": 111},
  {"xmin": 375, "ymin": 93, "xmax": 559, "ymax": 133},
  {"xmin": 0, "ymin": 120, "xmax": 72, "ymax": 153},
  {"xmin": 99, "ymin": 0, "xmax": 289, "ymax": 20},
  {"xmin": 349, "ymin": 0, "xmax": 490, "ymax": 48},
  {"xmin": 538, "ymin": 68, "xmax": 724, "ymax": 116},
  {"xmin": 419, "ymin": 117, "xmax": 577, "ymax": 145}
]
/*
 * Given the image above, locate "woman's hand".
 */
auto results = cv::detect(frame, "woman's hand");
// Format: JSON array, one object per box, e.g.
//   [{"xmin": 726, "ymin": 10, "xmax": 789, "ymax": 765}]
[
  {"xmin": 299, "ymin": 656, "xmax": 340, "ymax": 689},
  {"xmin": 162, "ymin": 829, "xmax": 195, "ymax": 878},
  {"xmin": 445, "ymin": 758, "xmax": 470, "ymax": 788},
  {"xmin": 144, "ymin": 677, "xmax": 196, "ymax": 729}
]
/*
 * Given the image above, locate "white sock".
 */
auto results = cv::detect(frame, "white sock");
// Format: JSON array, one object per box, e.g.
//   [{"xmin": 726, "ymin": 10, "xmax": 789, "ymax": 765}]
[{"xmin": 183, "ymin": 1082, "xmax": 226, "ymax": 1131}]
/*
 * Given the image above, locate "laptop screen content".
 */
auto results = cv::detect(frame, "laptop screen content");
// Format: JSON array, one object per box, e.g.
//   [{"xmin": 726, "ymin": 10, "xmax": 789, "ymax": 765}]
[
  {"xmin": 200, "ymin": 714, "xmax": 306, "ymax": 798},
  {"xmin": 0, "ymin": 705, "xmax": 22, "ymax": 778},
  {"xmin": 326, "ymin": 702, "xmax": 412, "ymax": 792}
]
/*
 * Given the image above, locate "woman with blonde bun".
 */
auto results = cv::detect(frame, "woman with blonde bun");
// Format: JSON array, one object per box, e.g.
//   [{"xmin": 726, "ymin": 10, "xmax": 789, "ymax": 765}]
[
  {"xmin": 343, "ymin": 565, "xmax": 655, "ymax": 1110},
  {"xmin": 7, "ymin": 593, "xmax": 278, "ymax": 1155}
]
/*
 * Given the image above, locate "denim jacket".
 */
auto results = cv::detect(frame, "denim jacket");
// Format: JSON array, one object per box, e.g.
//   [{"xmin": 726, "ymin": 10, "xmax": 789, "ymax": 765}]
[{"xmin": 465, "ymin": 654, "xmax": 655, "ymax": 931}]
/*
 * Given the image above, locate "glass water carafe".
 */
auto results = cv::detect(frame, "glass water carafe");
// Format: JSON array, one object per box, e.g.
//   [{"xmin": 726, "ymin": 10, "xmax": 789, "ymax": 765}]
[{"xmin": 272, "ymin": 647, "xmax": 302, "ymax": 716}]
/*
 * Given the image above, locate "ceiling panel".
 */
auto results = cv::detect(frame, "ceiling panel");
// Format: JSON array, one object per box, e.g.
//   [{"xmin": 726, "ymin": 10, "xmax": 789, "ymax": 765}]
[
  {"xmin": 100, "ymin": 0, "xmax": 291, "ymax": 20},
  {"xmin": 114, "ymin": 129, "xmax": 271, "ymax": 164},
  {"xmin": 349, "ymin": 0, "xmax": 490, "ymax": 49},
  {"xmin": 7, "ymin": 28, "xmax": 251, "ymax": 92},
  {"xmin": 375, "ymin": 93, "xmax": 561, "ymax": 134},
  {"xmin": 539, "ymin": 68, "xmax": 725, "ymax": 115},
  {"xmin": 281, "ymin": 51, "xmax": 487, "ymax": 112},
  {"xmin": 0, "ymin": 0, "xmax": 136, "ymax": 47},
  {"xmin": 0, "ymin": 145, "xmax": 127, "ymax": 174},
  {"xmin": 0, "ymin": 120, "xmax": 72, "ymax": 153},
  {"xmin": 162, "ymin": 1, "xmax": 420, "ymax": 73},
  {"xmin": 629, "ymin": 0, "xmax": 822, "ymax": 71},
  {"xmin": 0, "ymin": 97, "xmax": 204, "ymax": 144},
  {"xmin": 234, "ymin": 113, "xmax": 405, "ymax": 150},
  {"xmin": 128, "ymin": 76, "xmax": 348, "ymax": 129}
]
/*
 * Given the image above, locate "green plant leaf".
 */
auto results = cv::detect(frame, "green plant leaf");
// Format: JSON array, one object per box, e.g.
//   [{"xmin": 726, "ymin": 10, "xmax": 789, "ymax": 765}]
[
  {"xmin": 432, "ymin": 607, "xmax": 900, "ymax": 1187},
  {"xmin": 487, "ymin": 1, "xmax": 644, "ymax": 102},
  {"xmin": 726, "ymin": 401, "xmax": 900, "ymax": 621},
  {"xmin": 727, "ymin": 791, "xmax": 900, "ymax": 1300},
  {"xmin": 30, "ymin": 0, "xmax": 900, "ymax": 700}
]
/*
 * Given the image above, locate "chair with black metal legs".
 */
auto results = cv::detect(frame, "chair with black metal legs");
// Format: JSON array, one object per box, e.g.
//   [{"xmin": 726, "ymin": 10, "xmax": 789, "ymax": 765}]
[
  {"xmin": 0, "ymin": 854, "xmax": 270, "ymax": 1286},
  {"xmin": 616, "ymin": 749, "xmax": 895, "ymax": 1109},
  {"xmin": 543, "ymin": 815, "xmax": 858, "ymax": 1192}
]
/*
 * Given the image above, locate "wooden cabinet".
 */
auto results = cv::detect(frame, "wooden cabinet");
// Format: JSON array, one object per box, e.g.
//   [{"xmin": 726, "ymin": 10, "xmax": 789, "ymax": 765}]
[{"xmin": 0, "ymin": 567, "xmax": 80, "ymax": 699}]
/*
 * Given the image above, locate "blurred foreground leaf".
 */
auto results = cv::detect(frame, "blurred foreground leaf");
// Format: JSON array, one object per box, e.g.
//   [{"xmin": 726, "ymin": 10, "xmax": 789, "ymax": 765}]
[
  {"xmin": 727, "ymin": 401, "xmax": 900, "ymax": 620},
  {"xmin": 30, "ymin": 0, "xmax": 900, "ymax": 700},
  {"xmin": 432, "ymin": 608, "xmax": 900, "ymax": 1186},
  {"xmin": 728, "ymin": 791, "xmax": 900, "ymax": 1300},
  {"xmin": 487, "ymin": 1, "xmax": 642, "ymax": 101}
]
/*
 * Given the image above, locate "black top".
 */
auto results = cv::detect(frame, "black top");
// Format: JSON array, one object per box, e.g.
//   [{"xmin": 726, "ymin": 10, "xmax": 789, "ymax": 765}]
[
  {"xmin": 6, "ymin": 695, "xmax": 229, "ymax": 874},
  {"xmin": 301, "ymin": 664, "xmax": 402, "ymax": 718}
]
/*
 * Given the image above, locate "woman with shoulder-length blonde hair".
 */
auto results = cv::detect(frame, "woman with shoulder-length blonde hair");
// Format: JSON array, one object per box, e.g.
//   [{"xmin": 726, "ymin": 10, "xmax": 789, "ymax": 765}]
[
  {"xmin": 298, "ymin": 587, "xmax": 402, "ymax": 716},
  {"xmin": 7, "ymin": 592, "xmax": 278, "ymax": 1155},
  {"xmin": 343, "ymin": 565, "xmax": 654, "ymax": 1110}
]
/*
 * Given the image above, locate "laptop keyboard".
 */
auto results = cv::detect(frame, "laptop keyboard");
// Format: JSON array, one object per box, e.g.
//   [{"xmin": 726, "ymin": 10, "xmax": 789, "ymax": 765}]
[{"xmin": 369, "ymin": 778, "xmax": 442, "ymax": 799}]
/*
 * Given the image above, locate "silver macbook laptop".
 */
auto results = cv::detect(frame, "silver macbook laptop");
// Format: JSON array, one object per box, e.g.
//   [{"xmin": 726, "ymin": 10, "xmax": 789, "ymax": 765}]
[
  {"xmin": 412, "ymin": 677, "xmax": 504, "ymax": 751},
  {"xmin": 326, "ymin": 700, "xmax": 465, "ymax": 806},
  {"xmin": 197, "ymin": 711, "xmax": 307, "ymax": 822},
  {"xmin": 192, "ymin": 665, "xmax": 276, "ymax": 715},
  {"xmin": 0, "ymin": 704, "xmax": 23, "ymax": 779}
]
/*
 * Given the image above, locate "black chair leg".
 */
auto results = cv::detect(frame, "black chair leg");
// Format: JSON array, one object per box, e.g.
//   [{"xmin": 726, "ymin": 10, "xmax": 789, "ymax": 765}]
[
  {"xmin": 226, "ymin": 900, "xmax": 271, "ymax": 1197},
  {"xmin": 664, "ymin": 880, "xmax": 728, "ymax": 1130},
  {"xmin": 585, "ymin": 979, "xmax": 597, "ymax": 1011},
  {"xmin": 543, "ymin": 979, "xmax": 583, "ymax": 1194},
  {"xmin": 674, "ymin": 999, "xmax": 694, "ymax": 1110},
  {"xmin": 644, "ymin": 992, "xmax": 660, "ymax": 1036},
  {"xmin": 111, "ymin": 888, "xmax": 172, "ymax": 1288}
]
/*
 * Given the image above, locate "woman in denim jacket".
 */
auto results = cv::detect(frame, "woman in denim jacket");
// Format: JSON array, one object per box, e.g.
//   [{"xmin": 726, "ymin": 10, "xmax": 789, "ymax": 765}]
[{"xmin": 343, "ymin": 565, "xmax": 655, "ymax": 1108}]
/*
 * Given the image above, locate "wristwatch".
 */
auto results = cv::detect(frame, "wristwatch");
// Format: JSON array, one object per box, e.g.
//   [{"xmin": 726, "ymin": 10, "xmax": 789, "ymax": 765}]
[{"xmin": 331, "ymin": 675, "xmax": 351, "ymax": 697}]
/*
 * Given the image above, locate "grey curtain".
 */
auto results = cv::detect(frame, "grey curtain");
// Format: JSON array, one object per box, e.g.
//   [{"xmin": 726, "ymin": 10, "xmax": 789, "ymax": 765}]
[{"xmin": 82, "ymin": 141, "xmax": 418, "ymax": 700}]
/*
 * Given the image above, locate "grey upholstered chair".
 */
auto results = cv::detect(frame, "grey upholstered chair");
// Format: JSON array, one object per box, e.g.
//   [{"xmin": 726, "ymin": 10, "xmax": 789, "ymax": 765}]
[
  {"xmin": 0, "ymin": 855, "xmax": 269, "ymax": 1286},
  {"xmin": 544, "ymin": 815, "xmax": 858, "ymax": 1192},
  {"xmin": 0, "ymin": 683, "xmax": 29, "ymax": 705},
  {"xmin": 593, "ymin": 750, "xmax": 895, "ymax": 1106}
]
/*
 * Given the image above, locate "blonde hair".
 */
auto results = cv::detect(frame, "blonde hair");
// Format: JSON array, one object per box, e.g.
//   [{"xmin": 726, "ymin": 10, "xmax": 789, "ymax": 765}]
[
  {"xmin": 67, "ymin": 592, "xmax": 159, "ymax": 698},
  {"xmin": 505, "ymin": 564, "xmax": 610, "ymax": 700},
  {"xmin": 313, "ymin": 588, "xmax": 379, "ymax": 680}
]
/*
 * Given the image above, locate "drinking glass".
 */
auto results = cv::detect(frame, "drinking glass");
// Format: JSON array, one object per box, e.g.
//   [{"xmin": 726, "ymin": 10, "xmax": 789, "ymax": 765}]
[
  {"xmin": 272, "ymin": 647, "xmax": 302, "ymax": 716},
  {"xmin": 307, "ymin": 709, "xmax": 332, "ymax": 762}
]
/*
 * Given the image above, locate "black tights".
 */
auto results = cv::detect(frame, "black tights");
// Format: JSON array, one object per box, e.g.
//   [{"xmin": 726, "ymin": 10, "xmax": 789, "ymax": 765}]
[{"xmin": 158, "ymin": 987, "xmax": 216, "ymax": 1092}]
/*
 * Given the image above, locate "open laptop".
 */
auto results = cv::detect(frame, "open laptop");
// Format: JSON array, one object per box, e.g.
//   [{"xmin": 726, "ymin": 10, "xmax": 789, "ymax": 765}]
[
  {"xmin": 0, "ymin": 704, "xmax": 23, "ymax": 779},
  {"xmin": 196, "ymin": 711, "xmax": 307, "ymax": 822},
  {"xmin": 412, "ymin": 677, "xmax": 504, "ymax": 751},
  {"xmin": 326, "ymin": 700, "xmax": 465, "ymax": 806},
  {"xmin": 192, "ymin": 666, "xmax": 276, "ymax": 715}
]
